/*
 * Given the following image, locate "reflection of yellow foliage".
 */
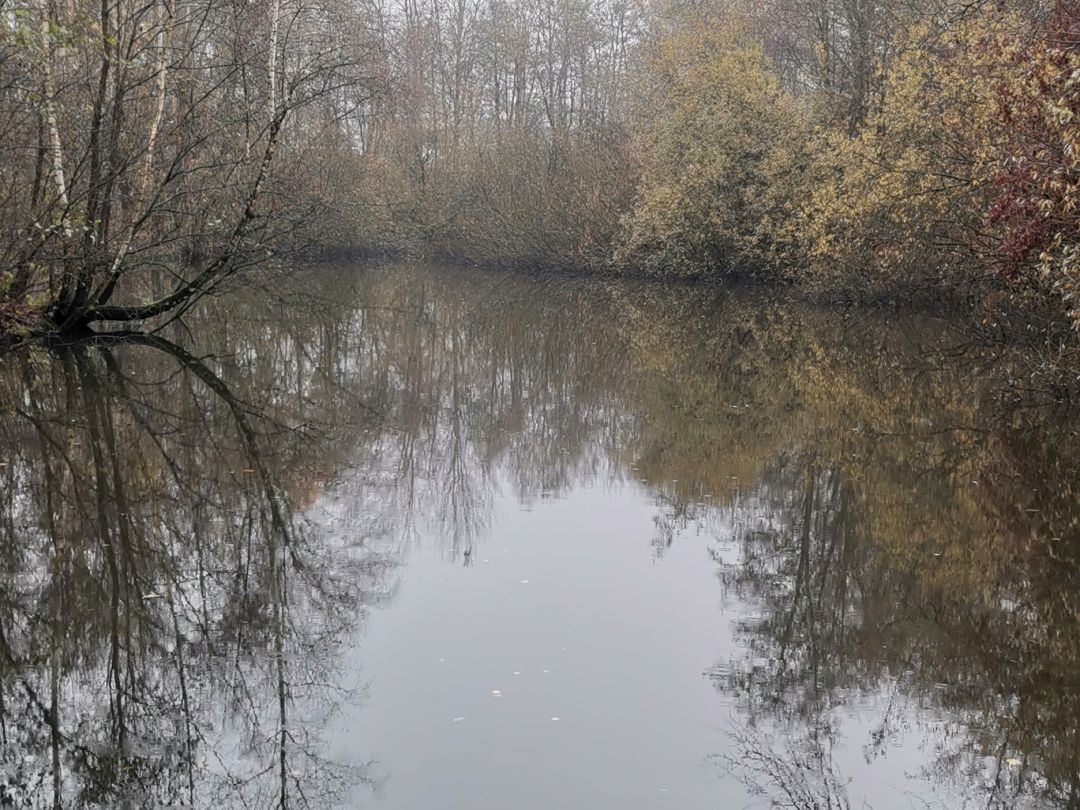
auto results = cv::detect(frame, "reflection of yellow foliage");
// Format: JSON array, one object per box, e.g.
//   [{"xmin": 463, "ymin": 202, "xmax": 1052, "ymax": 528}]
[{"xmin": 607, "ymin": 280, "xmax": 1079, "ymax": 597}]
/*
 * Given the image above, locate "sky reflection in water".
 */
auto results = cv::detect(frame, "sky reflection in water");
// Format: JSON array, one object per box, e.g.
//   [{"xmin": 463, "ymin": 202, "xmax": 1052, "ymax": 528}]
[{"xmin": 1, "ymin": 263, "xmax": 1078, "ymax": 809}]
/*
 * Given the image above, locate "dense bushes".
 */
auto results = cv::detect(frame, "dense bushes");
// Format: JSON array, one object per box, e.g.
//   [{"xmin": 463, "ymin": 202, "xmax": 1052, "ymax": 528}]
[
  {"xmin": 616, "ymin": 1, "xmax": 1080, "ymax": 323},
  {"xmin": 349, "ymin": 129, "xmax": 636, "ymax": 268},
  {"xmin": 616, "ymin": 19, "xmax": 797, "ymax": 276},
  {"xmin": 988, "ymin": 2, "xmax": 1080, "ymax": 324},
  {"xmin": 795, "ymin": 17, "xmax": 1009, "ymax": 295},
  {"xmin": 312, "ymin": 0, "xmax": 1080, "ymax": 332}
]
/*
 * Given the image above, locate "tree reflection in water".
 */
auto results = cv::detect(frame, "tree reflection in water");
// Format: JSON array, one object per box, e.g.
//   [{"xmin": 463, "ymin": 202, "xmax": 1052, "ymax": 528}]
[
  {"xmin": 0, "ymin": 330, "xmax": 384, "ymax": 808},
  {"xmin": 0, "ymin": 263, "xmax": 1078, "ymax": 808}
]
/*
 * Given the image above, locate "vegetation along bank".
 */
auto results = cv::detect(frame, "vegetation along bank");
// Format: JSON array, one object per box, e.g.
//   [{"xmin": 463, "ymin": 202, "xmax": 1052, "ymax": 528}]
[{"xmin": 0, "ymin": 0, "xmax": 1077, "ymax": 336}]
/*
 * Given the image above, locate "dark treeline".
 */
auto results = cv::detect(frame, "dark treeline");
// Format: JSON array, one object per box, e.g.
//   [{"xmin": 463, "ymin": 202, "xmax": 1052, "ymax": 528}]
[{"xmin": 0, "ymin": 0, "xmax": 1077, "ymax": 332}]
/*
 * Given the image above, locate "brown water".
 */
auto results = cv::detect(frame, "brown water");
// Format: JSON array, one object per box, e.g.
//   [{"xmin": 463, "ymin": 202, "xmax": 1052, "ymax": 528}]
[{"xmin": 1, "ymin": 263, "xmax": 1079, "ymax": 809}]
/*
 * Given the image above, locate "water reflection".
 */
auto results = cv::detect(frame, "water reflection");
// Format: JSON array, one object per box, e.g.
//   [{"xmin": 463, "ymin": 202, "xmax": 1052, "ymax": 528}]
[
  {"xmin": 0, "ymin": 263, "xmax": 1078, "ymax": 808},
  {"xmin": 0, "ymin": 331, "xmax": 380, "ymax": 807}
]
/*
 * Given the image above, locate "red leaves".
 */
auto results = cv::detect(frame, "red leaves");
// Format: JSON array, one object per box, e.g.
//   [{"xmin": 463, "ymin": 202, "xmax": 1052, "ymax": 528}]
[{"xmin": 986, "ymin": 0, "xmax": 1080, "ymax": 281}]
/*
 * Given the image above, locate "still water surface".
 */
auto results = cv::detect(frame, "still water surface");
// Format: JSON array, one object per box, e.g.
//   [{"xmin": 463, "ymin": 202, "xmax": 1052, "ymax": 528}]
[{"xmin": 1, "ymin": 264, "xmax": 1078, "ymax": 808}]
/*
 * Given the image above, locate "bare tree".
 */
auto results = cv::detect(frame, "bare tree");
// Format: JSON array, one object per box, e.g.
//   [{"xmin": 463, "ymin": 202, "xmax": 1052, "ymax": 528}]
[{"xmin": 0, "ymin": 0, "xmax": 379, "ymax": 334}]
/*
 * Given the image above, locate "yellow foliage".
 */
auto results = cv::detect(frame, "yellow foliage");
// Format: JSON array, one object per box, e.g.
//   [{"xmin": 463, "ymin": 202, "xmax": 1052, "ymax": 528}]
[
  {"xmin": 619, "ymin": 13, "xmax": 806, "ymax": 276},
  {"xmin": 797, "ymin": 14, "xmax": 1018, "ymax": 294}
]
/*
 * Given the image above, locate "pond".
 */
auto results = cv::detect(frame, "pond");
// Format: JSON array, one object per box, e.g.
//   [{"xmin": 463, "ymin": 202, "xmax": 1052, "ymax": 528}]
[{"xmin": 1, "ymin": 263, "xmax": 1078, "ymax": 809}]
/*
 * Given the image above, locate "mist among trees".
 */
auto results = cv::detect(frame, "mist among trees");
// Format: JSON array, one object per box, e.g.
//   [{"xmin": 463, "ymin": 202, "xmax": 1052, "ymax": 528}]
[{"xmin": 0, "ymin": 0, "xmax": 1077, "ymax": 332}]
